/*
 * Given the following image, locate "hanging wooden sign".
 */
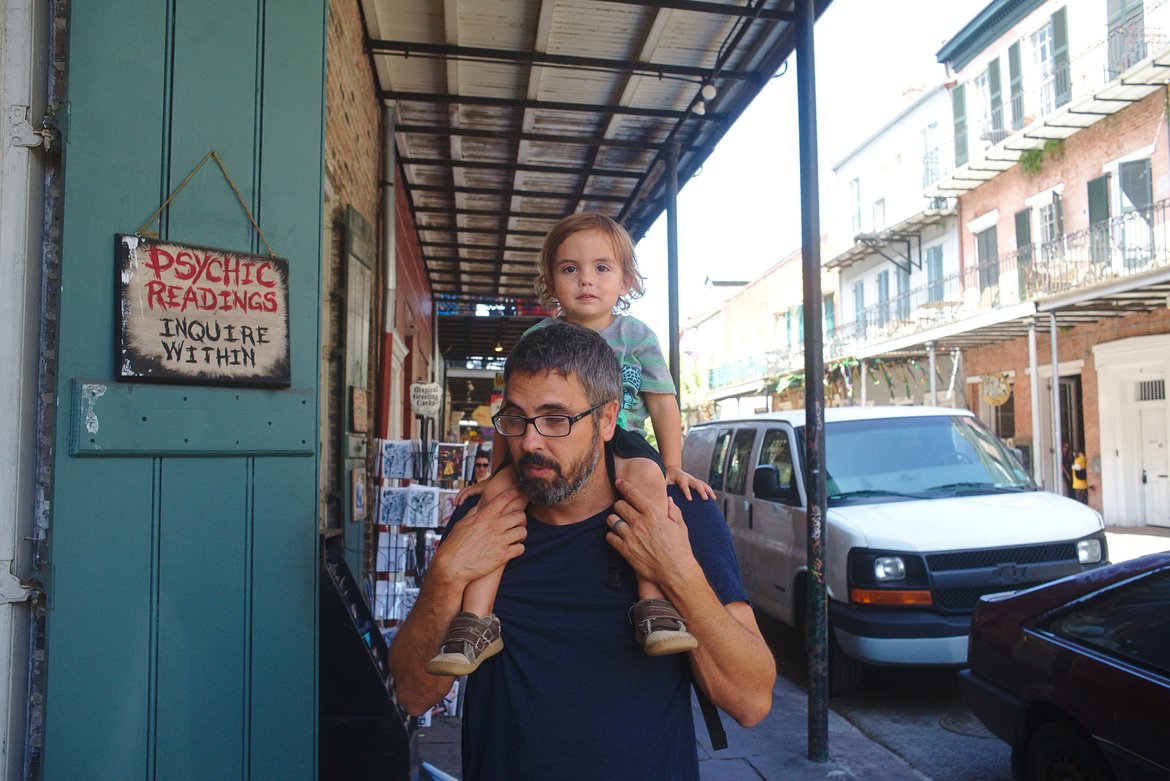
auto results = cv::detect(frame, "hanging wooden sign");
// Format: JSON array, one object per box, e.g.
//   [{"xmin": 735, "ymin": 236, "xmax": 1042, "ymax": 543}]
[{"xmin": 116, "ymin": 234, "xmax": 291, "ymax": 386}]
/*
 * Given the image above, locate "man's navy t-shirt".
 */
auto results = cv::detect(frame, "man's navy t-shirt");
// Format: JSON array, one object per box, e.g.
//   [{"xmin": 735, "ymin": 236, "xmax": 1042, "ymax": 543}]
[{"xmin": 443, "ymin": 487, "xmax": 748, "ymax": 780}]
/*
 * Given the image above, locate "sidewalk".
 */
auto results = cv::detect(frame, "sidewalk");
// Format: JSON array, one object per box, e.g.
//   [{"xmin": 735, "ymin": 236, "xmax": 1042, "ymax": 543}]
[
  {"xmin": 417, "ymin": 526, "xmax": 1170, "ymax": 779},
  {"xmin": 418, "ymin": 668, "xmax": 921, "ymax": 780}
]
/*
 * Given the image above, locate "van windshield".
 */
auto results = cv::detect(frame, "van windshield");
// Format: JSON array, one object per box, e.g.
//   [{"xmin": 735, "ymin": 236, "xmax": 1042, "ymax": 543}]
[{"xmin": 815, "ymin": 415, "xmax": 1034, "ymax": 504}]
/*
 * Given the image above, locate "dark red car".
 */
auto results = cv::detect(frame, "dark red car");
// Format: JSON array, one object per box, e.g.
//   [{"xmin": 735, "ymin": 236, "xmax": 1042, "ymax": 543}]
[{"xmin": 961, "ymin": 551, "xmax": 1170, "ymax": 781}]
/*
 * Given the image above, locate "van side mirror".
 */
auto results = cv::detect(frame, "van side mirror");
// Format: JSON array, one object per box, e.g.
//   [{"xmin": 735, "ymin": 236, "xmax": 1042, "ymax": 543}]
[{"xmin": 753, "ymin": 464, "xmax": 796, "ymax": 503}]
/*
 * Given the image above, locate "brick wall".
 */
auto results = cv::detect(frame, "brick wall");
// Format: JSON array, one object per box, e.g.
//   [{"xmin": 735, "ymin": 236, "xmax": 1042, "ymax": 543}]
[
  {"xmin": 960, "ymin": 92, "xmax": 1169, "ymax": 263},
  {"xmin": 964, "ymin": 308, "xmax": 1170, "ymax": 513}
]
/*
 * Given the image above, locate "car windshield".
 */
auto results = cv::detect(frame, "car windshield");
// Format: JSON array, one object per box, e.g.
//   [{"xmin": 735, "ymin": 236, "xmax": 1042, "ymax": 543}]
[{"xmin": 812, "ymin": 415, "xmax": 1034, "ymax": 504}]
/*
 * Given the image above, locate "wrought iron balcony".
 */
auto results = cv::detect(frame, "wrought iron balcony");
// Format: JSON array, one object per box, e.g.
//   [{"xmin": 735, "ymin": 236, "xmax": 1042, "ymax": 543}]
[{"xmin": 704, "ymin": 198, "xmax": 1170, "ymax": 393}]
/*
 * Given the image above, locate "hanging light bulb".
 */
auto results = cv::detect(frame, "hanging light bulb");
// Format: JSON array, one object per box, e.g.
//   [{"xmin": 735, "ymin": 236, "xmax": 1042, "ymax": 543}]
[
  {"xmin": 493, "ymin": 340, "xmax": 503, "ymax": 353},
  {"xmin": 692, "ymin": 100, "xmax": 706, "ymax": 116},
  {"xmin": 700, "ymin": 82, "xmax": 717, "ymax": 101}
]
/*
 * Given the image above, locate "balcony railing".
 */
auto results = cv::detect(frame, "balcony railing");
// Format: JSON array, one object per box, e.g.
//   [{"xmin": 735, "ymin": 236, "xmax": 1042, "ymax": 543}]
[
  {"xmin": 941, "ymin": 11, "xmax": 1170, "ymax": 180},
  {"xmin": 705, "ymin": 199, "xmax": 1170, "ymax": 391}
]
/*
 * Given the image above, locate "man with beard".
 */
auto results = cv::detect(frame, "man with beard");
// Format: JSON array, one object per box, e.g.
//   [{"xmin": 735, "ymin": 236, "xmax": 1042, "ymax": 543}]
[{"xmin": 388, "ymin": 321, "xmax": 774, "ymax": 781}]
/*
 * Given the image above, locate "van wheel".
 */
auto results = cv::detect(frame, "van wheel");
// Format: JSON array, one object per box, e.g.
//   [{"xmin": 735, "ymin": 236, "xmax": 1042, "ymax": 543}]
[
  {"xmin": 794, "ymin": 580, "xmax": 863, "ymax": 697},
  {"xmin": 827, "ymin": 630, "xmax": 863, "ymax": 697}
]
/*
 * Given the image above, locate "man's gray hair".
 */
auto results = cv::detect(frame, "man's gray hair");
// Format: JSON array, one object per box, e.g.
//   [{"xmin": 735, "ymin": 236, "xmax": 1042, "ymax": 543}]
[{"xmin": 504, "ymin": 321, "xmax": 621, "ymax": 407}]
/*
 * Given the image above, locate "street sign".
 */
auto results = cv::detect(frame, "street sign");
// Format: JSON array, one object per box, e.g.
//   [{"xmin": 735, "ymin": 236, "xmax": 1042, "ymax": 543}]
[{"xmin": 410, "ymin": 382, "xmax": 442, "ymax": 416}]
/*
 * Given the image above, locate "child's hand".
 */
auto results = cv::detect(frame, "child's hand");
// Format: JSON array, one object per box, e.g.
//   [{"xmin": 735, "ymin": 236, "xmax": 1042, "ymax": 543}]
[
  {"xmin": 456, "ymin": 480, "xmax": 487, "ymax": 506},
  {"xmin": 665, "ymin": 466, "xmax": 715, "ymax": 502}
]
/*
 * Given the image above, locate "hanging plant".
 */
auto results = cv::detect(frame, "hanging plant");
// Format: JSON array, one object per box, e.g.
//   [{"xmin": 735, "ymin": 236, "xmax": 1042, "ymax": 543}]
[{"xmin": 1018, "ymin": 139, "xmax": 1063, "ymax": 175}]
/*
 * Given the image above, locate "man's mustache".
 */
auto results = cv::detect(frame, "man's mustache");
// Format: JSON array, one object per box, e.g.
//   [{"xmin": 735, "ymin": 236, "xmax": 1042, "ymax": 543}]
[{"xmin": 518, "ymin": 453, "xmax": 561, "ymax": 473}]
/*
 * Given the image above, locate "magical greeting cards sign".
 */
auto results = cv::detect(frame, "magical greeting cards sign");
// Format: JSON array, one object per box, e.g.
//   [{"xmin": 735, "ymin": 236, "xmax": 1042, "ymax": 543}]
[{"xmin": 116, "ymin": 234, "xmax": 291, "ymax": 386}]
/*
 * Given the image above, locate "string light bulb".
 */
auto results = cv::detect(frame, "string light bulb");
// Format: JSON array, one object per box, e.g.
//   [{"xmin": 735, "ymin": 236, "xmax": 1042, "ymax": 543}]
[
  {"xmin": 493, "ymin": 340, "xmax": 503, "ymax": 353},
  {"xmin": 700, "ymin": 82, "xmax": 717, "ymax": 101}
]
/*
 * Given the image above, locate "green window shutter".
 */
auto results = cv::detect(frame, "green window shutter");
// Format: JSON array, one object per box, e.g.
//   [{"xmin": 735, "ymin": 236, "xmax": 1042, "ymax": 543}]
[
  {"xmin": 988, "ymin": 57, "xmax": 1002, "ymax": 133},
  {"xmin": 1008, "ymin": 42, "xmax": 1023, "ymax": 130},
  {"xmin": 1107, "ymin": 0, "xmax": 1146, "ymax": 76},
  {"xmin": 1014, "ymin": 208, "xmax": 1032, "ymax": 249},
  {"xmin": 823, "ymin": 293, "xmax": 835, "ymax": 334},
  {"xmin": 1015, "ymin": 208, "xmax": 1034, "ymax": 295},
  {"xmin": 1120, "ymin": 159, "xmax": 1152, "ymax": 212},
  {"xmin": 1052, "ymin": 7, "xmax": 1070, "ymax": 106},
  {"xmin": 952, "ymin": 84, "xmax": 968, "ymax": 167},
  {"xmin": 1088, "ymin": 175, "xmax": 1111, "ymax": 264},
  {"xmin": 1088, "ymin": 175, "xmax": 1111, "ymax": 224}
]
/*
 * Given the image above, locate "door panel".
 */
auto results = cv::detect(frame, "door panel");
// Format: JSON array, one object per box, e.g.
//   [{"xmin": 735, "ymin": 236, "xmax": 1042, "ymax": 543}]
[
  {"xmin": 42, "ymin": 458, "xmax": 157, "ymax": 779},
  {"xmin": 1139, "ymin": 406, "xmax": 1169, "ymax": 527},
  {"xmin": 750, "ymin": 427, "xmax": 804, "ymax": 623},
  {"xmin": 45, "ymin": 1, "xmax": 324, "ymax": 777},
  {"xmin": 723, "ymin": 429, "xmax": 757, "ymax": 591},
  {"xmin": 155, "ymin": 458, "xmax": 248, "ymax": 778}
]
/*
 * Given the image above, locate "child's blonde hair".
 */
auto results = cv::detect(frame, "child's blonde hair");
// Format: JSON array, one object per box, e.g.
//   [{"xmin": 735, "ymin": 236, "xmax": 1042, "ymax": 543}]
[{"xmin": 534, "ymin": 212, "xmax": 646, "ymax": 314}]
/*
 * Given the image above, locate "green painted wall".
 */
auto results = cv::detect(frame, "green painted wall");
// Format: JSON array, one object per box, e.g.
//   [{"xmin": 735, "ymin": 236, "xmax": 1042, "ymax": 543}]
[{"xmin": 44, "ymin": 1, "xmax": 325, "ymax": 777}]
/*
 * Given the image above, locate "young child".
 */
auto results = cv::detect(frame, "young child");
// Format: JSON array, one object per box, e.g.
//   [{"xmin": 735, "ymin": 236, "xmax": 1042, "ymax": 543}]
[{"xmin": 425, "ymin": 212, "xmax": 715, "ymax": 677}]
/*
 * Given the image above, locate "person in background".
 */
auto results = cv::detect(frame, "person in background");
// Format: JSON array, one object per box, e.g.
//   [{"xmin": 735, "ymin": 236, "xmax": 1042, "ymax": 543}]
[
  {"xmin": 471, "ymin": 450, "xmax": 492, "ymax": 485},
  {"xmin": 429, "ymin": 212, "xmax": 714, "ymax": 676},
  {"xmin": 1071, "ymin": 451, "xmax": 1088, "ymax": 504},
  {"xmin": 388, "ymin": 321, "xmax": 774, "ymax": 780}
]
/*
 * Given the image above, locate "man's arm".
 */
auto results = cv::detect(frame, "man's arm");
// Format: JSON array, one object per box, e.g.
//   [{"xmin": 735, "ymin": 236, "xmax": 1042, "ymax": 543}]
[
  {"xmin": 606, "ymin": 480, "xmax": 775, "ymax": 727},
  {"xmin": 387, "ymin": 487, "xmax": 528, "ymax": 716}
]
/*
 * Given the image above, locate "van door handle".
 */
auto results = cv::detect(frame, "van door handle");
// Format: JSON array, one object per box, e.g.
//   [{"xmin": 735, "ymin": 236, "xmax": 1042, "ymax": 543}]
[{"xmin": 747, "ymin": 502, "xmax": 753, "ymax": 529}]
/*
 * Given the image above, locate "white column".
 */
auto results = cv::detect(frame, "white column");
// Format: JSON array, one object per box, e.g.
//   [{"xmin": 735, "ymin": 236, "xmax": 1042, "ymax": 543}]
[
  {"xmin": 927, "ymin": 341, "xmax": 937, "ymax": 405},
  {"xmin": 1049, "ymin": 313, "xmax": 1063, "ymax": 492},
  {"xmin": 1028, "ymin": 317, "xmax": 1043, "ymax": 484}
]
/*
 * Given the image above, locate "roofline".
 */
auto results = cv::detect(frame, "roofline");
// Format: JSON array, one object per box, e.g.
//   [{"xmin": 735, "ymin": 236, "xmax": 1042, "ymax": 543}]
[
  {"xmin": 936, "ymin": 0, "xmax": 1045, "ymax": 73},
  {"xmin": 832, "ymin": 83, "xmax": 949, "ymax": 171}
]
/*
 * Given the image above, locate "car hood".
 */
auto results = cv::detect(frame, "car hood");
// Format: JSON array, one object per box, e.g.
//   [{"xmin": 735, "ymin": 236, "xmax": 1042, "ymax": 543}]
[{"xmin": 830, "ymin": 490, "xmax": 1103, "ymax": 552}]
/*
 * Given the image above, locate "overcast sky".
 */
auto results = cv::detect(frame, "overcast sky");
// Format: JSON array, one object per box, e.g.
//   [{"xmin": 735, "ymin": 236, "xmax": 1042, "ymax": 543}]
[{"xmin": 627, "ymin": 0, "xmax": 990, "ymax": 340}]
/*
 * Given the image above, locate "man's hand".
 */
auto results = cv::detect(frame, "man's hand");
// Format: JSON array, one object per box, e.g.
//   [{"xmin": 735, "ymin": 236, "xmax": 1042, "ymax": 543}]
[
  {"xmin": 435, "ymin": 485, "xmax": 529, "ymax": 588},
  {"xmin": 605, "ymin": 478, "xmax": 775, "ymax": 728},
  {"xmin": 604, "ymin": 478, "xmax": 703, "ymax": 591}
]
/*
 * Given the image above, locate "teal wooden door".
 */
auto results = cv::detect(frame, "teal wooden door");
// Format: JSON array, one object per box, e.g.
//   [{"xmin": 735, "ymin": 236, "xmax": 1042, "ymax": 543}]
[{"xmin": 43, "ymin": 2, "xmax": 325, "ymax": 778}]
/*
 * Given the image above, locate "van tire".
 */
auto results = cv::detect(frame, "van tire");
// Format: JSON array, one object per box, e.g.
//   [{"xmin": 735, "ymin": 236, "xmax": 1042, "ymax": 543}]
[{"xmin": 794, "ymin": 577, "xmax": 863, "ymax": 697}]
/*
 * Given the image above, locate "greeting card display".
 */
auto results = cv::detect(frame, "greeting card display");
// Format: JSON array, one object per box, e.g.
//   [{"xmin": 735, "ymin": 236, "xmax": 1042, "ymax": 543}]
[
  {"xmin": 379, "ymin": 439, "xmax": 420, "ymax": 479},
  {"xmin": 431, "ymin": 442, "xmax": 466, "ymax": 483},
  {"xmin": 378, "ymin": 486, "xmax": 408, "ymax": 527},
  {"xmin": 404, "ymin": 484, "xmax": 440, "ymax": 528}
]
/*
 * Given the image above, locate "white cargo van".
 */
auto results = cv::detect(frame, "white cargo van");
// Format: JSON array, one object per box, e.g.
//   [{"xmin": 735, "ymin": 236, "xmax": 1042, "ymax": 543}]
[{"xmin": 682, "ymin": 406, "xmax": 1107, "ymax": 694}]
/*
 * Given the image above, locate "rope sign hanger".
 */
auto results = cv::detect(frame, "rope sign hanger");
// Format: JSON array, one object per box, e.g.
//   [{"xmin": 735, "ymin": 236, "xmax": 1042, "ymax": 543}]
[{"xmin": 136, "ymin": 149, "xmax": 277, "ymax": 258}]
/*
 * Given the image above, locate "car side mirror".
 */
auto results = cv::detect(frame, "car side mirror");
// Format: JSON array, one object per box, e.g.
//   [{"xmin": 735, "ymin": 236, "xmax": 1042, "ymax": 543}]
[{"xmin": 753, "ymin": 464, "xmax": 796, "ymax": 503}]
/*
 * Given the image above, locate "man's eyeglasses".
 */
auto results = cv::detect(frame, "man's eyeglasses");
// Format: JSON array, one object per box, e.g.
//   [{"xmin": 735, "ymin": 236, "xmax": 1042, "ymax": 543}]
[{"xmin": 492, "ymin": 402, "xmax": 605, "ymax": 438}]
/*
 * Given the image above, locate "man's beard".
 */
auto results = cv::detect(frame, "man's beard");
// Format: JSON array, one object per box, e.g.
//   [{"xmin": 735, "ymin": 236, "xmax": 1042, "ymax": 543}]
[{"xmin": 515, "ymin": 425, "xmax": 601, "ymax": 506}]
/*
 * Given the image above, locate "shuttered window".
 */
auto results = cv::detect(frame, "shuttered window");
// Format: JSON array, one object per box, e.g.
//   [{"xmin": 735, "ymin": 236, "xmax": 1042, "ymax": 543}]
[
  {"xmin": 1008, "ymin": 42, "xmax": 1024, "ymax": 130},
  {"xmin": 953, "ymin": 84, "xmax": 968, "ymax": 167}
]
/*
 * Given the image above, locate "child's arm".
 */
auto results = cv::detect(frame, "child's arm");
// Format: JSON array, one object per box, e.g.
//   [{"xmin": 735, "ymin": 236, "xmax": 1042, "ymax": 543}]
[
  {"xmin": 643, "ymin": 392, "xmax": 715, "ymax": 501},
  {"xmin": 455, "ymin": 442, "xmax": 509, "ymax": 505}
]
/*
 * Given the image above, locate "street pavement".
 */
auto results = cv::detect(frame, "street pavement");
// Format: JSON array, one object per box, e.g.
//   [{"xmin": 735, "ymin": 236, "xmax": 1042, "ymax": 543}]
[{"xmin": 417, "ymin": 525, "xmax": 1170, "ymax": 780}]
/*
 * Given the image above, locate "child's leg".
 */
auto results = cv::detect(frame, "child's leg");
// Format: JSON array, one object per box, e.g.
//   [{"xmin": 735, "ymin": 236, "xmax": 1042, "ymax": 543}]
[
  {"xmin": 614, "ymin": 454, "xmax": 668, "ymax": 602},
  {"xmin": 614, "ymin": 452, "xmax": 698, "ymax": 656},
  {"xmin": 425, "ymin": 465, "xmax": 518, "ymax": 676}
]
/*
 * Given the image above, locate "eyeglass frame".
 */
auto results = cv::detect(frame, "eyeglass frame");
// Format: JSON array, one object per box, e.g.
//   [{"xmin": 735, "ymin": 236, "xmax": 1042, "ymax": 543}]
[{"xmin": 491, "ymin": 402, "xmax": 607, "ymax": 438}]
